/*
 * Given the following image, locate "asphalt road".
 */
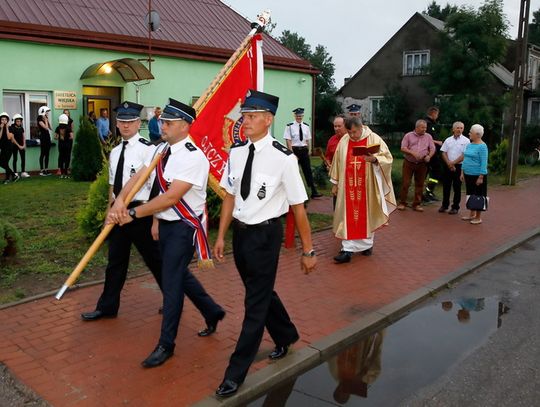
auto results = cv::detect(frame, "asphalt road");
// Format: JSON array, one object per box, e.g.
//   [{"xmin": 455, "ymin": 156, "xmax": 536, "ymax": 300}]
[{"xmin": 402, "ymin": 235, "xmax": 540, "ymax": 407}]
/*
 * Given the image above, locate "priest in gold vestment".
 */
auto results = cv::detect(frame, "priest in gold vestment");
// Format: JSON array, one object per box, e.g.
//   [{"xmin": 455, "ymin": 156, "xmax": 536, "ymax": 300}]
[{"xmin": 330, "ymin": 116, "xmax": 396, "ymax": 263}]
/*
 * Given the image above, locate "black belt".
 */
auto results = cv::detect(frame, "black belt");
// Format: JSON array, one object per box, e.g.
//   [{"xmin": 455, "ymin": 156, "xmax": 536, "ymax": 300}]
[
  {"xmin": 292, "ymin": 146, "xmax": 308, "ymax": 150},
  {"xmin": 233, "ymin": 217, "xmax": 281, "ymax": 229}
]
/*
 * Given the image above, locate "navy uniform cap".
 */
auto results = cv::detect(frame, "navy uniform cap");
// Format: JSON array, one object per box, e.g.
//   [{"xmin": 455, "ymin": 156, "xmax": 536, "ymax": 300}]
[
  {"xmin": 114, "ymin": 101, "xmax": 144, "ymax": 121},
  {"xmin": 240, "ymin": 89, "xmax": 279, "ymax": 115},
  {"xmin": 161, "ymin": 98, "xmax": 196, "ymax": 123},
  {"xmin": 292, "ymin": 107, "xmax": 304, "ymax": 115},
  {"xmin": 347, "ymin": 104, "xmax": 361, "ymax": 113}
]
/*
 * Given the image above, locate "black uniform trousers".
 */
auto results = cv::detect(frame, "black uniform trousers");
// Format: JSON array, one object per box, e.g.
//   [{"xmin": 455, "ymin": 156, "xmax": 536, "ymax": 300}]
[
  {"xmin": 292, "ymin": 146, "xmax": 316, "ymax": 192},
  {"xmin": 441, "ymin": 163, "xmax": 463, "ymax": 210},
  {"xmin": 12, "ymin": 145, "xmax": 25, "ymax": 173},
  {"xmin": 224, "ymin": 220, "xmax": 299, "ymax": 384},
  {"xmin": 58, "ymin": 139, "xmax": 73, "ymax": 175},
  {"xmin": 96, "ymin": 214, "xmax": 162, "ymax": 315},
  {"xmin": 158, "ymin": 220, "xmax": 223, "ymax": 351},
  {"xmin": 39, "ymin": 136, "xmax": 51, "ymax": 170},
  {"xmin": 0, "ymin": 143, "xmax": 14, "ymax": 180}
]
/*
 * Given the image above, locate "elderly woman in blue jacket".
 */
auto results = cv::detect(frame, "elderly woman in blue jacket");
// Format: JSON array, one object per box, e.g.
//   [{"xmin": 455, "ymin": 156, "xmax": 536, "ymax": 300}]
[{"xmin": 460, "ymin": 124, "xmax": 488, "ymax": 225}]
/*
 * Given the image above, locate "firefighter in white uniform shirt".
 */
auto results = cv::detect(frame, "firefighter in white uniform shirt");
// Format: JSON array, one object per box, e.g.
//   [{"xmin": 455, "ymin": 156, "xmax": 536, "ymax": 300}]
[
  {"xmin": 81, "ymin": 101, "xmax": 163, "ymax": 322},
  {"xmin": 214, "ymin": 90, "xmax": 317, "ymax": 397},
  {"xmin": 283, "ymin": 107, "xmax": 322, "ymax": 199},
  {"xmin": 108, "ymin": 98, "xmax": 224, "ymax": 369}
]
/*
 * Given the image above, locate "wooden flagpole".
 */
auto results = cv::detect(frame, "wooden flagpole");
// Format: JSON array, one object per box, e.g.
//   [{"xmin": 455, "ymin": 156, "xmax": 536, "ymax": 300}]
[{"xmin": 55, "ymin": 10, "xmax": 271, "ymax": 300}]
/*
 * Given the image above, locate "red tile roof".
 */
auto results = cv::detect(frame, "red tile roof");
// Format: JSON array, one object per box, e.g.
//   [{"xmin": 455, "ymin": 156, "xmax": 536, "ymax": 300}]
[{"xmin": 0, "ymin": 0, "xmax": 314, "ymax": 72}]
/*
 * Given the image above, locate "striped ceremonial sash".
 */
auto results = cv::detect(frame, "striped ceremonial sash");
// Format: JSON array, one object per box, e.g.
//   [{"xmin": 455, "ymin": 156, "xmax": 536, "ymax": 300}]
[{"xmin": 156, "ymin": 151, "xmax": 214, "ymax": 269}]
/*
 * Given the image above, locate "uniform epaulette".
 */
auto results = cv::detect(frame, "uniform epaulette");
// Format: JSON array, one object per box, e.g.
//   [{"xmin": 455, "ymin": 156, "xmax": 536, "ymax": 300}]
[
  {"xmin": 138, "ymin": 137, "xmax": 151, "ymax": 146},
  {"xmin": 303, "ymin": 122, "xmax": 309, "ymax": 127},
  {"xmin": 286, "ymin": 122, "xmax": 293, "ymax": 126},
  {"xmin": 272, "ymin": 140, "xmax": 292, "ymax": 155},
  {"xmin": 185, "ymin": 142, "xmax": 197, "ymax": 152},
  {"xmin": 231, "ymin": 140, "xmax": 249, "ymax": 148}
]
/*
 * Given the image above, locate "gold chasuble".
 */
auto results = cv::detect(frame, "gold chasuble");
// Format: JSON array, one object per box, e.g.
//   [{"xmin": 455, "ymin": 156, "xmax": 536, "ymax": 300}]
[{"xmin": 330, "ymin": 127, "xmax": 396, "ymax": 240}]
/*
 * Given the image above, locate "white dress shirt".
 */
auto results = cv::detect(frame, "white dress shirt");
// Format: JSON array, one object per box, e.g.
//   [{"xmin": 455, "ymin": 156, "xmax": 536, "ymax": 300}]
[
  {"xmin": 109, "ymin": 133, "xmax": 156, "ymax": 201},
  {"xmin": 283, "ymin": 121, "xmax": 311, "ymax": 147},
  {"xmin": 220, "ymin": 133, "xmax": 308, "ymax": 224},
  {"xmin": 441, "ymin": 134, "xmax": 470, "ymax": 162},
  {"xmin": 147, "ymin": 138, "xmax": 209, "ymax": 220}
]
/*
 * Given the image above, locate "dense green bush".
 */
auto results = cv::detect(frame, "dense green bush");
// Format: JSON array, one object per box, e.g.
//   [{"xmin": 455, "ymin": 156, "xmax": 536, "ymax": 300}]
[
  {"xmin": 77, "ymin": 163, "xmax": 110, "ymax": 240},
  {"xmin": 488, "ymin": 138, "xmax": 508, "ymax": 174},
  {"xmin": 0, "ymin": 220, "xmax": 22, "ymax": 257},
  {"xmin": 312, "ymin": 164, "xmax": 329, "ymax": 189},
  {"xmin": 206, "ymin": 187, "xmax": 222, "ymax": 228},
  {"xmin": 71, "ymin": 116, "xmax": 104, "ymax": 181}
]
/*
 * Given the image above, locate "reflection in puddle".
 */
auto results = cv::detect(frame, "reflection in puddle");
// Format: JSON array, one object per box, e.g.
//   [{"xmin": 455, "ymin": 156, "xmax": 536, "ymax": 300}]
[{"xmin": 249, "ymin": 297, "xmax": 509, "ymax": 406}]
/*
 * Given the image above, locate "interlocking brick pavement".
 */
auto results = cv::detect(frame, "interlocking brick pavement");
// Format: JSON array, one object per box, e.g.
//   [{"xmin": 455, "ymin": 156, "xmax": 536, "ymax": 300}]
[{"xmin": 1, "ymin": 178, "xmax": 539, "ymax": 406}]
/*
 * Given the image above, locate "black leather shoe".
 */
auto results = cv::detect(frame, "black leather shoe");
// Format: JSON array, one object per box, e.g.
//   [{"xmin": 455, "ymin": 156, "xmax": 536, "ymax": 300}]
[
  {"xmin": 80, "ymin": 310, "xmax": 117, "ymax": 321},
  {"xmin": 311, "ymin": 192, "xmax": 323, "ymax": 199},
  {"xmin": 361, "ymin": 248, "xmax": 373, "ymax": 256},
  {"xmin": 333, "ymin": 251, "xmax": 352, "ymax": 264},
  {"xmin": 141, "ymin": 345, "xmax": 173, "ymax": 368},
  {"xmin": 216, "ymin": 379, "xmax": 240, "ymax": 397},
  {"xmin": 438, "ymin": 206, "xmax": 447, "ymax": 213},
  {"xmin": 198, "ymin": 310, "xmax": 226, "ymax": 337},
  {"xmin": 269, "ymin": 345, "xmax": 289, "ymax": 360},
  {"xmin": 448, "ymin": 208, "xmax": 459, "ymax": 215}
]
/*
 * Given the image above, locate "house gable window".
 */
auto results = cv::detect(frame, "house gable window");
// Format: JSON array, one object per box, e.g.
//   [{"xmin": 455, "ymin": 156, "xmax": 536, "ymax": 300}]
[
  {"xmin": 369, "ymin": 97, "xmax": 384, "ymax": 124},
  {"xmin": 403, "ymin": 50, "xmax": 430, "ymax": 76}
]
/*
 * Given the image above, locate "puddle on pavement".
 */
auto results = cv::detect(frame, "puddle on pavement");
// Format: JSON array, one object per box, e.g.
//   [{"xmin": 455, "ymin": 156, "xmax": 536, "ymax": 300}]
[{"xmin": 248, "ymin": 297, "xmax": 510, "ymax": 406}]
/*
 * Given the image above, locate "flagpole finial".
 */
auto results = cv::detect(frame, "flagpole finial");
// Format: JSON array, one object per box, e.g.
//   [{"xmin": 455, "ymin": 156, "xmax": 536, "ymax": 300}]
[{"xmin": 251, "ymin": 9, "xmax": 271, "ymax": 32}]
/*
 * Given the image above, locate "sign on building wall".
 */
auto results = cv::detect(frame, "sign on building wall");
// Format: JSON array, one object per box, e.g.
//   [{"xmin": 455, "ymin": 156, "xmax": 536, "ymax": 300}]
[{"xmin": 54, "ymin": 91, "xmax": 77, "ymax": 109}]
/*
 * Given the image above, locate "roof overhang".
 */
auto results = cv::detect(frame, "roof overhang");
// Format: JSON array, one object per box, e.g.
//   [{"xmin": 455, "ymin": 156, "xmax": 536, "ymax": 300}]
[
  {"xmin": 0, "ymin": 21, "xmax": 317, "ymax": 75},
  {"xmin": 80, "ymin": 58, "xmax": 154, "ymax": 82}
]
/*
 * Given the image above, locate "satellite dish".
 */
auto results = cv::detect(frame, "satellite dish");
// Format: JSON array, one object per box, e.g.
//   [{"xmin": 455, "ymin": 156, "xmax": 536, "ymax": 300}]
[{"xmin": 145, "ymin": 10, "xmax": 160, "ymax": 32}]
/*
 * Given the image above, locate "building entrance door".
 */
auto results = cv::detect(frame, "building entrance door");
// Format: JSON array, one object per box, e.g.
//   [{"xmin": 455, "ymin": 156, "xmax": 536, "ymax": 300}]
[{"xmin": 82, "ymin": 86, "xmax": 122, "ymax": 138}]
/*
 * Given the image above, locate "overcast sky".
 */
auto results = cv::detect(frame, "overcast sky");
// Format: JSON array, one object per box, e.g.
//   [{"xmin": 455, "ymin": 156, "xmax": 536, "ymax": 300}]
[{"xmin": 223, "ymin": 0, "xmax": 540, "ymax": 88}]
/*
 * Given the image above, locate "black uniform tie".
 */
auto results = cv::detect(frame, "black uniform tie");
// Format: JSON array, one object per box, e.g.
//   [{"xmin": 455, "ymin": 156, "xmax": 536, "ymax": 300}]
[
  {"xmin": 113, "ymin": 141, "xmax": 128, "ymax": 197},
  {"xmin": 299, "ymin": 123, "xmax": 303, "ymax": 142},
  {"xmin": 240, "ymin": 144, "xmax": 255, "ymax": 200},
  {"xmin": 149, "ymin": 147, "xmax": 171, "ymax": 199}
]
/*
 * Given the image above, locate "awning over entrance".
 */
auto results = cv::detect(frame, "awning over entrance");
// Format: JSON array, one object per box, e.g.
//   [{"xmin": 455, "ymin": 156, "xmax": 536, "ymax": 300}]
[{"xmin": 80, "ymin": 58, "xmax": 154, "ymax": 82}]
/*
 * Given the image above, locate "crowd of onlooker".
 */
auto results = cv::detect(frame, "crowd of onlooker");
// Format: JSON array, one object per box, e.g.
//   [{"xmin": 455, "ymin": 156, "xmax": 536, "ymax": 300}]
[
  {"xmin": 0, "ymin": 107, "xmax": 75, "ymax": 183},
  {"xmin": 396, "ymin": 107, "xmax": 489, "ymax": 225}
]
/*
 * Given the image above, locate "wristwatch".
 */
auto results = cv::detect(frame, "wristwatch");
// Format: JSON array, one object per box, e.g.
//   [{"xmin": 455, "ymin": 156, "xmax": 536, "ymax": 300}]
[
  {"xmin": 128, "ymin": 208, "xmax": 137, "ymax": 219},
  {"xmin": 302, "ymin": 249, "xmax": 316, "ymax": 257}
]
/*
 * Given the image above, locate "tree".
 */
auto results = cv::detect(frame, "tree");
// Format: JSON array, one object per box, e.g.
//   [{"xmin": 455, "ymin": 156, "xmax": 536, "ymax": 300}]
[
  {"xmin": 528, "ymin": 8, "xmax": 540, "ymax": 47},
  {"xmin": 71, "ymin": 116, "xmax": 103, "ymax": 181},
  {"xmin": 425, "ymin": 1, "xmax": 459, "ymax": 21},
  {"xmin": 278, "ymin": 30, "xmax": 340, "ymax": 146},
  {"xmin": 376, "ymin": 84, "xmax": 413, "ymax": 133},
  {"xmin": 424, "ymin": 0, "xmax": 509, "ymax": 144}
]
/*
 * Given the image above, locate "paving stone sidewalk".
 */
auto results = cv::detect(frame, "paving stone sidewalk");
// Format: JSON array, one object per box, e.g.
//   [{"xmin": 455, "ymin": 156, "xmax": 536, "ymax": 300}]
[{"xmin": 1, "ymin": 177, "xmax": 539, "ymax": 406}]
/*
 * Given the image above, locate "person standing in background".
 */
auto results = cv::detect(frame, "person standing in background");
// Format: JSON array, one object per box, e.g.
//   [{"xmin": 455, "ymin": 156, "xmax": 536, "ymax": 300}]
[
  {"xmin": 283, "ymin": 107, "xmax": 322, "ymax": 199},
  {"xmin": 96, "ymin": 108, "xmax": 112, "ymax": 144},
  {"xmin": 148, "ymin": 107, "xmax": 163, "ymax": 145},
  {"xmin": 0, "ymin": 112, "xmax": 17, "ymax": 183},
  {"xmin": 55, "ymin": 114, "xmax": 74, "ymax": 178},
  {"xmin": 9, "ymin": 114, "xmax": 29, "ymax": 178},
  {"xmin": 460, "ymin": 124, "xmax": 488, "ymax": 225},
  {"xmin": 439, "ymin": 121, "xmax": 470, "ymax": 214},
  {"xmin": 37, "ymin": 106, "xmax": 52, "ymax": 176}
]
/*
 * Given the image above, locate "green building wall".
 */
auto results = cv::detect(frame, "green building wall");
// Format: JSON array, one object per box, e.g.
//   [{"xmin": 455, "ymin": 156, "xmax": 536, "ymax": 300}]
[{"xmin": 0, "ymin": 39, "xmax": 313, "ymax": 173}]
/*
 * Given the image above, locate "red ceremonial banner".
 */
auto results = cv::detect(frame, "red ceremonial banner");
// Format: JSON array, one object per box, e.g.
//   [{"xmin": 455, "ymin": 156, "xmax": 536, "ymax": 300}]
[{"xmin": 189, "ymin": 34, "xmax": 263, "ymax": 186}]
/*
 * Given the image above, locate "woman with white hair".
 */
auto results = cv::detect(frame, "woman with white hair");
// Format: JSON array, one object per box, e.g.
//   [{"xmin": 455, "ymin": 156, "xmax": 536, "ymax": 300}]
[{"xmin": 460, "ymin": 124, "xmax": 488, "ymax": 225}]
